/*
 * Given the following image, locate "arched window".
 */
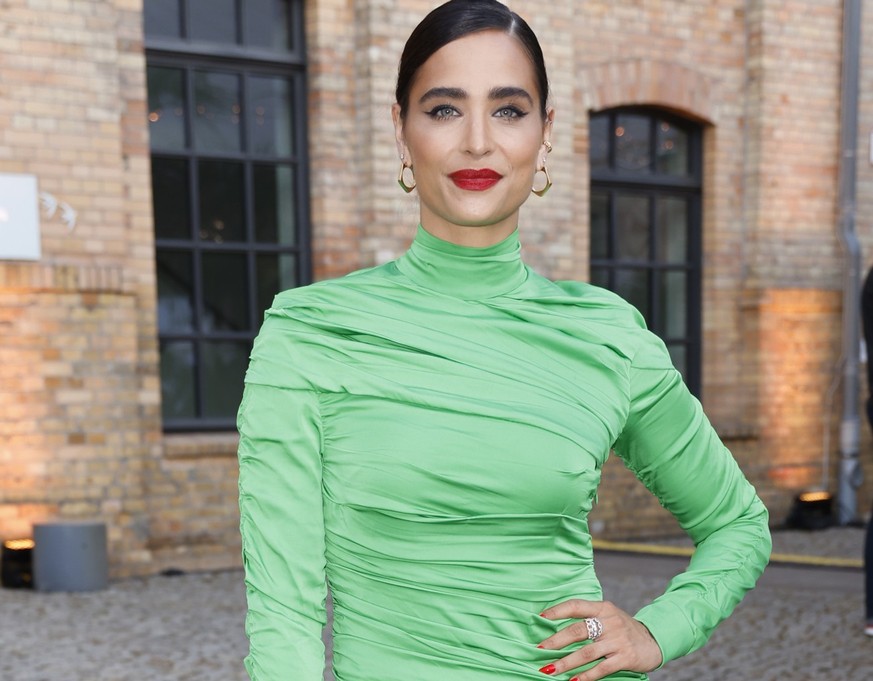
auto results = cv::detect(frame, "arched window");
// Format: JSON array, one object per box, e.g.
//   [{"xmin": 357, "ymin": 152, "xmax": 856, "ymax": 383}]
[{"xmin": 589, "ymin": 108, "xmax": 703, "ymax": 394}]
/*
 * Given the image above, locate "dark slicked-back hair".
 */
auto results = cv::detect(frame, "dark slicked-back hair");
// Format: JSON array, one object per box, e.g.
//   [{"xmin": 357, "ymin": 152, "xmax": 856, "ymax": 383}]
[{"xmin": 395, "ymin": 0, "xmax": 550, "ymax": 118}]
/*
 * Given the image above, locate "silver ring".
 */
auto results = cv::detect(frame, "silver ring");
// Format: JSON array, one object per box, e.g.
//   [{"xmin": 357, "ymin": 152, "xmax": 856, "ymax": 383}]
[{"xmin": 584, "ymin": 617, "xmax": 603, "ymax": 641}]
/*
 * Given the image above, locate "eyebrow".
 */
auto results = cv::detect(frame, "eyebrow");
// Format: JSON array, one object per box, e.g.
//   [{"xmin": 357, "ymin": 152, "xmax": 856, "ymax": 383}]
[{"xmin": 418, "ymin": 86, "xmax": 534, "ymax": 106}]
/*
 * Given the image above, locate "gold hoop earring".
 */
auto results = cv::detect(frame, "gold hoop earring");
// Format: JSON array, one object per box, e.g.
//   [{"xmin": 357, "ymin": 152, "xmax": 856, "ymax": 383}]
[
  {"xmin": 397, "ymin": 158, "xmax": 416, "ymax": 193},
  {"xmin": 532, "ymin": 165, "xmax": 552, "ymax": 197}
]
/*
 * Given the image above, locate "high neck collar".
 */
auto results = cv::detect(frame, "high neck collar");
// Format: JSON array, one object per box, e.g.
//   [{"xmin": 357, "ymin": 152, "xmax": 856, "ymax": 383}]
[{"xmin": 395, "ymin": 225, "xmax": 528, "ymax": 299}]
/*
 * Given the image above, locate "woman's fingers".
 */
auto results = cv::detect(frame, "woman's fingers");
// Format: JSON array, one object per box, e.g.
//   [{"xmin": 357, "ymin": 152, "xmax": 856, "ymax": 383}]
[
  {"xmin": 538, "ymin": 599, "xmax": 608, "ymax": 650},
  {"xmin": 540, "ymin": 598, "xmax": 601, "ymax": 622},
  {"xmin": 536, "ymin": 599, "xmax": 662, "ymax": 680},
  {"xmin": 538, "ymin": 640, "xmax": 607, "ymax": 678},
  {"xmin": 538, "ymin": 616, "xmax": 600, "ymax": 650}
]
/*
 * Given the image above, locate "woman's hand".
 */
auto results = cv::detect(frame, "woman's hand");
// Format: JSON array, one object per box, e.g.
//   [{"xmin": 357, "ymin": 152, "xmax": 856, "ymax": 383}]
[{"xmin": 536, "ymin": 599, "xmax": 663, "ymax": 680}]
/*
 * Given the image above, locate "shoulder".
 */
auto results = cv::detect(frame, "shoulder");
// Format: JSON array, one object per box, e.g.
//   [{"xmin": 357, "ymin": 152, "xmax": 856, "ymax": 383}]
[
  {"xmin": 531, "ymin": 276, "xmax": 647, "ymax": 329},
  {"xmin": 533, "ymin": 278, "xmax": 673, "ymax": 370},
  {"xmin": 270, "ymin": 262, "xmax": 398, "ymax": 310},
  {"xmin": 248, "ymin": 264, "xmax": 401, "ymax": 389}
]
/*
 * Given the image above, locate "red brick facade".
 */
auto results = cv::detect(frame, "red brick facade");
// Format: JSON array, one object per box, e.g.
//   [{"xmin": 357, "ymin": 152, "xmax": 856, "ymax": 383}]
[{"xmin": 0, "ymin": 0, "xmax": 871, "ymax": 575}]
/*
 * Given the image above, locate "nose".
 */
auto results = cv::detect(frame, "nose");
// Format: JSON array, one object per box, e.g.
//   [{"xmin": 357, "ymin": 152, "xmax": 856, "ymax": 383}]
[{"xmin": 463, "ymin": 114, "xmax": 493, "ymax": 157}]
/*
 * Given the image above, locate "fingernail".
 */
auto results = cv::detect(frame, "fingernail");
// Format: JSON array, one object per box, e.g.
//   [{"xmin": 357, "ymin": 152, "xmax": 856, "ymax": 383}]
[
  {"xmin": 539, "ymin": 664, "xmax": 557, "ymax": 675},
  {"xmin": 536, "ymin": 644, "xmax": 545, "ymax": 649}
]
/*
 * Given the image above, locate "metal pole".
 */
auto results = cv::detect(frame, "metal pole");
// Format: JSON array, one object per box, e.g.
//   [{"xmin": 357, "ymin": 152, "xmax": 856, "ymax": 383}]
[{"xmin": 836, "ymin": 0, "xmax": 864, "ymax": 525}]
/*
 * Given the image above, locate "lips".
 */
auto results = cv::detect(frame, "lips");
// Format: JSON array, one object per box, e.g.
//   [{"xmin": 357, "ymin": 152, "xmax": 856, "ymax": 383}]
[{"xmin": 449, "ymin": 169, "xmax": 503, "ymax": 191}]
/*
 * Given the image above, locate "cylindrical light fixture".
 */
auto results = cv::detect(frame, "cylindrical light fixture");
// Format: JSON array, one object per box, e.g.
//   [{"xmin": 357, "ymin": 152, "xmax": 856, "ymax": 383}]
[{"xmin": 1, "ymin": 539, "xmax": 35, "ymax": 589}]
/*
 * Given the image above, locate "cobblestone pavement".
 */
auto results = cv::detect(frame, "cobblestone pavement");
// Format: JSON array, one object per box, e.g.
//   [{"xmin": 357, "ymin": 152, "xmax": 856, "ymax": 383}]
[{"xmin": 0, "ymin": 527, "xmax": 868, "ymax": 680}]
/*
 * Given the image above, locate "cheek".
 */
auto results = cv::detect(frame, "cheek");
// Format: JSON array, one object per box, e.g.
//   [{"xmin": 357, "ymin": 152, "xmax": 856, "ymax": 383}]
[
  {"xmin": 504, "ymin": 131, "xmax": 544, "ymax": 167},
  {"xmin": 509, "ymin": 148, "xmax": 541, "ymax": 181},
  {"xmin": 405, "ymin": 127, "xmax": 449, "ymax": 166}
]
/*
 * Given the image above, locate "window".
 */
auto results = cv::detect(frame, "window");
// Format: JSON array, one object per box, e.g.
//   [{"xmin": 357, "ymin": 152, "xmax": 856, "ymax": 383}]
[
  {"xmin": 589, "ymin": 108, "xmax": 702, "ymax": 394},
  {"xmin": 145, "ymin": 0, "xmax": 310, "ymax": 430}
]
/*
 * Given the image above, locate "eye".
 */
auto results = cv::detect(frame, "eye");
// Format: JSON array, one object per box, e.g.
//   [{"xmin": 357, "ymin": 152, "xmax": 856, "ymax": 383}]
[
  {"xmin": 495, "ymin": 106, "xmax": 527, "ymax": 120},
  {"xmin": 426, "ymin": 105, "xmax": 460, "ymax": 119}
]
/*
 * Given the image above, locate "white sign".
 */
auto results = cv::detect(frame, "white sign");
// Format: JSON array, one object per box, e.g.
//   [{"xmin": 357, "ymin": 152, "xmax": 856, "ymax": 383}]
[{"xmin": 0, "ymin": 173, "xmax": 41, "ymax": 260}]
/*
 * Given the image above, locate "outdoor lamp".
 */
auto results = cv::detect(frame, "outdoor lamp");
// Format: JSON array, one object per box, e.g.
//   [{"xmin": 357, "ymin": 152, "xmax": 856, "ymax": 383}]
[
  {"xmin": 786, "ymin": 490, "xmax": 833, "ymax": 530},
  {"xmin": 1, "ymin": 538, "xmax": 35, "ymax": 589}
]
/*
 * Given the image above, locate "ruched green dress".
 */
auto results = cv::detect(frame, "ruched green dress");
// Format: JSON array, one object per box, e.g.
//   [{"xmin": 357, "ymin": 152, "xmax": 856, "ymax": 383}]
[{"xmin": 237, "ymin": 225, "xmax": 771, "ymax": 681}]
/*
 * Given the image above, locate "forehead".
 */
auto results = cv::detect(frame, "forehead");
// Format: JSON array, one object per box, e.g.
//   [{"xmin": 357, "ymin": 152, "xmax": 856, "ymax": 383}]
[{"xmin": 411, "ymin": 30, "xmax": 538, "ymax": 95}]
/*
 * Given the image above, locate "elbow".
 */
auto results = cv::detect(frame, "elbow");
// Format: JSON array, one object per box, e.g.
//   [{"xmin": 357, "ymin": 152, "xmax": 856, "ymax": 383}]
[{"xmin": 753, "ymin": 497, "xmax": 773, "ymax": 568}]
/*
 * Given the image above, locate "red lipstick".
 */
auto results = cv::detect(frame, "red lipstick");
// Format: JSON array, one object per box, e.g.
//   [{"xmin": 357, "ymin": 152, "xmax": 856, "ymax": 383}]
[{"xmin": 449, "ymin": 168, "xmax": 502, "ymax": 191}]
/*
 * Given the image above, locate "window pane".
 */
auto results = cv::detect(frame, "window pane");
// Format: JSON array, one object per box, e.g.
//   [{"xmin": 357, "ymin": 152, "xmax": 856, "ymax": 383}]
[
  {"xmin": 160, "ymin": 341, "xmax": 196, "ymax": 420},
  {"xmin": 144, "ymin": 0, "xmax": 181, "ymax": 39},
  {"xmin": 201, "ymin": 341, "xmax": 250, "ymax": 418},
  {"xmin": 198, "ymin": 160, "xmax": 245, "ymax": 242},
  {"xmin": 614, "ymin": 269, "xmax": 649, "ymax": 320},
  {"xmin": 249, "ymin": 76, "xmax": 295, "ymax": 156},
  {"xmin": 588, "ymin": 109, "xmax": 701, "ymax": 396},
  {"xmin": 257, "ymin": 253, "xmax": 297, "ymax": 315},
  {"xmin": 152, "ymin": 157, "xmax": 190, "ymax": 240},
  {"xmin": 147, "ymin": 66, "xmax": 187, "ymax": 150},
  {"xmin": 244, "ymin": 0, "xmax": 292, "ymax": 51},
  {"xmin": 590, "ymin": 191, "xmax": 609, "ymax": 259},
  {"xmin": 589, "ymin": 267, "xmax": 609, "ymax": 289},
  {"xmin": 156, "ymin": 250, "xmax": 195, "ymax": 333},
  {"xmin": 656, "ymin": 120, "xmax": 690, "ymax": 176},
  {"xmin": 614, "ymin": 193, "xmax": 649, "ymax": 261},
  {"xmin": 615, "ymin": 114, "xmax": 651, "ymax": 172},
  {"xmin": 254, "ymin": 164, "xmax": 296, "ymax": 244},
  {"xmin": 202, "ymin": 252, "xmax": 250, "ymax": 332},
  {"xmin": 589, "ymin": 115, "xmax": 609, "ymax": 171},
  {"xmin": 188, "ymin": 0, "xmax": 237, "ymax": 44},
  {"xmin": 656, "ymin": 197, "xmax": 688, "ymax": 263},
  {"xmin": 193, "ymin": 71, "xmax": 242, "ymax": 153},
  {"xmin": 667, "ymin": 343, "xmax": 687, "ymax": 377},
  {"xmin": 659, "ymin": 270, "xmax": 687, "ymax": 337}
]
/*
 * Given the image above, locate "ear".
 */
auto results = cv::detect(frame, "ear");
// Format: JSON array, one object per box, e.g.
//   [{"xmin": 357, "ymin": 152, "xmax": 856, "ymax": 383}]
[
  {"xmin": 391, "ymin": 103, "xmax": 410, "ymax": 163},
  {"xmin": 539, "ymin": 107, "xmax": 555, "ymax": 166}
]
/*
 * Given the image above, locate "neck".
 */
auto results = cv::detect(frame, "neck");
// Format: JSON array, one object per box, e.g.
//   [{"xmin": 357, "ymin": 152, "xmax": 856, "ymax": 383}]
[
  {"xmin": 420, "ymin": 219, "xmax": 519, "ymax": 248},
  {"xmin": 394, "ymin": 224, "xmax": 528, "ymax": 299}
]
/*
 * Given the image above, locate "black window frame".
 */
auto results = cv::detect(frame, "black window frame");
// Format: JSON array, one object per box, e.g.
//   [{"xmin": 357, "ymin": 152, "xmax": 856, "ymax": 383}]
[
  {"xmin": 145, "ymin": 0, "xmax": 311, "ymax": 432},
  {"xmin": 589, "ymin": 106, "xmax": 703, "ymax": 395}
]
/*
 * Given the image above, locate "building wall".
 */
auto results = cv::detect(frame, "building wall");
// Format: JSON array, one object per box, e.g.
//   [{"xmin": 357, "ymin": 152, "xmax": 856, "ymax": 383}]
[
  {"xmin": 0, "ymin": 0, "xmax": 871, "ymax": 576},
  {"xmin": 857, "ymin": 0, "xmax": 873, "ymax": 514},
  {"xmin": 0, "ymin": 0, "xmax": 162, "ymax": 576}
]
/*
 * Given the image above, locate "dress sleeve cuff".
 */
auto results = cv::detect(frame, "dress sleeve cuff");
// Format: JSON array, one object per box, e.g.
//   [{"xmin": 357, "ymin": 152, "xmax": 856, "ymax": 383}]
[{"xmin": 634, "ymin": 600, "xmax": 696, "ymax": 667}]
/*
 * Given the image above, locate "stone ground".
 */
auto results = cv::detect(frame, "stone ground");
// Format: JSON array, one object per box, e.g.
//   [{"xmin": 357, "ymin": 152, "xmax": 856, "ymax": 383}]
[{"xmin": 0, "ymin": 526, "xmax": 869, "ymax": 680}]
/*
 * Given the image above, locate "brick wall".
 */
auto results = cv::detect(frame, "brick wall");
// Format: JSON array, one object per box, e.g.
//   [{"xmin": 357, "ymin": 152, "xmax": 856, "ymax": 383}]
[
  {"xmin": 0, "ymin": 0, "xmax": 870, "ymax": 578},
  {"xmin": 0, "ymin": 0, "xmax": 162, "ymax": 576}
]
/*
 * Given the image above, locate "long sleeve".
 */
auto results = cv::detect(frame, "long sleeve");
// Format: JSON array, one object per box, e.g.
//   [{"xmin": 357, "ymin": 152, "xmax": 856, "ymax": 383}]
[
  {"xmin": 237, "ymin": 378, "xmax": 327, "ymax": 680},
  {"xmin": 612, "ymin": 339, "xmax": 771, "ymax": 665}
]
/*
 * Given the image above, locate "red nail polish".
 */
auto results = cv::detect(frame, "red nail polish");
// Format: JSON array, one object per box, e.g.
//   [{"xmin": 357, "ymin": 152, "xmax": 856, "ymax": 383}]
[
  {"xmin": 536, "ymin": 644, "xmax": 545, "ymax": 649},
  {"xmin": 539, "ymin": 664, "xmax": 557, "ymax": 675}
]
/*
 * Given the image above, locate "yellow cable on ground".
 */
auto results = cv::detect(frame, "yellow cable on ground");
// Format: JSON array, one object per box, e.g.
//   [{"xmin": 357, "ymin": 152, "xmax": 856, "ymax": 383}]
[{"xmin": 592, "ymin": 539, "xmax": 863, "ymax": 569}]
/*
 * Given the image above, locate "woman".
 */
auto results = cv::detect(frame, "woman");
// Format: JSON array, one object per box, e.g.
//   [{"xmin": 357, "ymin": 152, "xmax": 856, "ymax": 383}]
[{"xmin": 237, "ymin": 1, "xmax": 772, "ymax": 679}]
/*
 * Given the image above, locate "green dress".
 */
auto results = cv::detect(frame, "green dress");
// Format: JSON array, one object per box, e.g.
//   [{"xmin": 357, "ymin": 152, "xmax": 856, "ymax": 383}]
[{"xmin": 237, "ymin": 225, "xmax": 771, "ymax": 681}]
